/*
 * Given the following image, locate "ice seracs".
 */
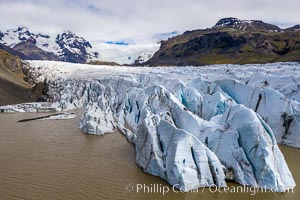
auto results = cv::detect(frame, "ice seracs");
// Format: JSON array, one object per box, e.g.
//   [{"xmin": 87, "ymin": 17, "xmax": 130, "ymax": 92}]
[
  {"xmin": 216, "ymin": 79, "xmax": 300, "ymax": 148},
  {"xmin": 136, "ymin": 116, "xmax": 227, "ymax": 190},
  {"xmin": 66, "ymin": 78, "xmax": 295, "ymax": 191}
]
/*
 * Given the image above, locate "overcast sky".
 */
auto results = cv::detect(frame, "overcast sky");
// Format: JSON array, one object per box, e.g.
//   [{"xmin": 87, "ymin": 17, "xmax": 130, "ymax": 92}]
[{"xmin": 0, "ymin": 0, "xmax": 299, "ymax": 44}]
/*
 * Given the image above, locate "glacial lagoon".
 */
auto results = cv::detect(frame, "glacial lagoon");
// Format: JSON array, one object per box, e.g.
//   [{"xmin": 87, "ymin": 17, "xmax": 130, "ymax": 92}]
[{"xmin": 0, "ymin": 111, "xmax": 298, "ymax": 200}]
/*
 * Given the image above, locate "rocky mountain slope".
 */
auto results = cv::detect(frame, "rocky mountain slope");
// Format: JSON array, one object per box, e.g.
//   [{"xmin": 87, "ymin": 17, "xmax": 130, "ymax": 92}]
[
  {"xmin": 0, "ymin": 49, "xmax": 43, "ymax": 105},
  {"xmin": 146, "ymin": 17, "xmax": 300, "ymax": 66},
  {"xmin": 0, "ymin": 27, "xmax": 159, "ymax": 64},
  {"xmin": 13, "ymin": 41, "xmax": 60, "ymax": 61}
]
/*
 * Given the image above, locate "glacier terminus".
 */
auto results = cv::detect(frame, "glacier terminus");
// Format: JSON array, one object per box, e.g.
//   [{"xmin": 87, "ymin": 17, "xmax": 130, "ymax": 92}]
[{"xmin": 1, "ymin": 61, "xmax": 299, "ymax": 192}]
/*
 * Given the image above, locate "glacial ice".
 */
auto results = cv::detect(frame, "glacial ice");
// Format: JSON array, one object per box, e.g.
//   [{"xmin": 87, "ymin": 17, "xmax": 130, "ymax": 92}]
[
  {"xmin": 16, "ymin": 112, "xmax": 77, "ymax": 122},
  {"xmin": 1, "ymin": 60, "xmax": 298, "ymax": 192},
  {"xmin": 0, "ymin": 102, "xmax": 58, "ymax": 113},
  {"xmin": 216, "ymin": 79, "xmax": 300, "ymax": 148},
  {"xmin": 40, "ymin": 112, "xmax": 77, "ymax": 120}
]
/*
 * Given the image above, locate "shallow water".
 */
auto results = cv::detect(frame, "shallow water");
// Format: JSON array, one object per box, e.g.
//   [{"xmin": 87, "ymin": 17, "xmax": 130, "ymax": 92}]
[{"xmin": 0, "ymin": 112, "xmax": 298, "ymax": 200}]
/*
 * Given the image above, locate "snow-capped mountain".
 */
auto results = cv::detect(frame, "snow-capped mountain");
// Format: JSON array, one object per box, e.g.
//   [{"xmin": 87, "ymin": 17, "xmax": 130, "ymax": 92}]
[
  {"xmin": 213, "ymin": 17, "xmax": 300, "ymax": 32},
  {"xmin": 213, "ymin": 17, "xmax": 282, "ymax": 31},
  {"xmin": 0, "ymin": 27, "xmax": 93, "ymax": 62},
  {"xmin": 56, "ymin": 31, "xmax": 94, "ymax": 63},
  {"xmin": 0, "ymin": 27, "xmax": 159, "ymax": 64},
  {"xmin": 0, "ymin": 27, "xmax": 94, "ymax": 63}
]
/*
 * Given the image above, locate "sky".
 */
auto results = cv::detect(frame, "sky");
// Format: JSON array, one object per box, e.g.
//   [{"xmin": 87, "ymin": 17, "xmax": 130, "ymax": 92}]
[{"xmin": 0, "ymin": 0, "xmax": 299, "ymax": 44}]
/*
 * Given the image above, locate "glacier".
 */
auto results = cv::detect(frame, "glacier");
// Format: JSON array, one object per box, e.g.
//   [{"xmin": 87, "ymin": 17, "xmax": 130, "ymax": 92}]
[{"xmin": 1, "ymin": 60, "xmax": 298, "ymax": 192}]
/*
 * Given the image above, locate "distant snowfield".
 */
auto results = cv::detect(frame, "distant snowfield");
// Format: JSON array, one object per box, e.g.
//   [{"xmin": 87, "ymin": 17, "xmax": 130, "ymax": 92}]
[
  {"xmin": 2, "ymin": 60, "xmax": 300, "ymax": 192},
  {"xmin": 87, "ymin": 43, "xmax": 160, "ymax": 64}
]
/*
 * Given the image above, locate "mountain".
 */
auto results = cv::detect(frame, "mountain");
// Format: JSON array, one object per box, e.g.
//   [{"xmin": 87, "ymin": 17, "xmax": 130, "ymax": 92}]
[
  {"xmin": 213, "ymin": 17, "xmax": 282, "ymax": 32},
  {"xmin": 0, "ymin": 43, "xmax": 29, "ymax": 60},
  {"xmin": 285, "ymin": 24, "xmax": 300, "ymax": 31},
  {"xmin": 0, "ymin": 27, "xmax": 95, "ymax": 63},
  {"xmin": 0, "ymin": 27, "xmax": 159, "ymax": 64},
  {"xmin": 146, "ymin": 17, "xmax": 300, "ymax": 66},
  {"xmin": 13, "ymin": 41, "xmax": 60, "ymax": 61},
  {"xmin": 0, "ymin": 49, "xmax": 43, "ymax": 105},
  {"xmin": 56, "ymin": 31, "xmax": 94, "ymax": 63}
]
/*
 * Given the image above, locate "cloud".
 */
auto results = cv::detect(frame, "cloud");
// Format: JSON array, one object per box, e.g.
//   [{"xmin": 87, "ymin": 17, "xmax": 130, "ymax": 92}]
[{"xmin": 0, "ymin": 0, "xmax": 299, "ymax": 44}]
